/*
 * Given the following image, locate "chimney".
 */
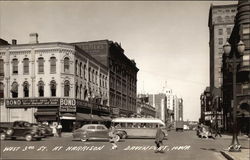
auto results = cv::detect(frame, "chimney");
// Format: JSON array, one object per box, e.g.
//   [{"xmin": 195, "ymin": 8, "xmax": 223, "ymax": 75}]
[
  {"xmin": 12, "ymin": 39, "xmax": 17, "ymax": 45},
  {"xmin": 29, "ymin": 33, "xmax": 39, "ymax": 44}
]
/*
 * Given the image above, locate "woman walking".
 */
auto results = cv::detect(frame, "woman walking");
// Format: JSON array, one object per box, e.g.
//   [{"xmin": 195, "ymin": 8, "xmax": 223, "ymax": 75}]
[{"xmin": 109, "ymin": 126, "xmax": 118, "ymax": 150}]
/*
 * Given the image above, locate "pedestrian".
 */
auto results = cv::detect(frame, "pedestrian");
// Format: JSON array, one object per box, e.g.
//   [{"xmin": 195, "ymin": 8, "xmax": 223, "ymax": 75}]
[
  {"xmin": 214, "ymin": 122, "xmax": 222, "ymax": 138},
  {"xmin": 155, "ymin": 126, "xmax": 165, "ymax": 153},
  {"xmin": 109, "ymin": 126, "xmax": 118, "ymax": 150},
  {"xmin": 56, "ymin": 123, "xmax": 62, "ymax": 137}
]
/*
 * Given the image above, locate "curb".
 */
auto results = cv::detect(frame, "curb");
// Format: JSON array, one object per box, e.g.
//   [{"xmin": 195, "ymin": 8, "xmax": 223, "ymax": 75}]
[{"xmin": 220, "ymin": 151, "xmax": 235, "ymax": 160}]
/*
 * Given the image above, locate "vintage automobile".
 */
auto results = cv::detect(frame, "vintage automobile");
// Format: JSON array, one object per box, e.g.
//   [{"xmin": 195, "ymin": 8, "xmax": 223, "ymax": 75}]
[
  {"xmin": 31, "ymin": 123, "xmax": 54, "ymax": 137},
  {"xmin": 72, "ymin": 124, "xmax": 120, "ymax": 142},
  {"xmin": 0, "ymin": 121, "xmax": 44, "ymax": 141}
]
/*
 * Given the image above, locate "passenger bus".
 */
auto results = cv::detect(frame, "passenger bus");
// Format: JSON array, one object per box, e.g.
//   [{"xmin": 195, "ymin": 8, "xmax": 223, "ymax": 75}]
[{"xmin": 111, "ymin": 117, "xmax": 168, "ymax": 139}]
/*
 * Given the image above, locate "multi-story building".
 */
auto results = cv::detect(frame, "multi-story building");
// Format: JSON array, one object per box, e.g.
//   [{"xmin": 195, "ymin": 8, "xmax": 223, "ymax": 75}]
[
  {"xmin": 222, "ymin": 0, "xmax": 250, "ymax": 134},
  {"xmin": 208, "ymin": 4, "xmax": 237, "ymax": 91},
  {"xmin": 165, "ymin": 88, "xmax": 175, "ymax": 122},
  {"xmin": 148, "ymin": 93, "xmax": 167, "ymax": 123},
  {"xmin": 73, "ymin": 40, "xmax": 139, "ymax": 117},
  {"xmin": 0, "ymin": 33, "xmax": 110, "ymax": 131},
  {"xmin": 200, "ymin": 87, "xmax": 213, "ymax": 126},
  {"xmin": 174, "ymin": 98, "xmax": 183, "ymax": 122},
  {"xmin": 136, "ymin": 95, "xmax": 155, "ymax": 118}
]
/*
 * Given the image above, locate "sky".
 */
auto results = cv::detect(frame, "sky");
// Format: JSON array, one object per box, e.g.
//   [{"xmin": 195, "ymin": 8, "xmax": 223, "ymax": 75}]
[{"xmin": 0, "ymin": 1, "xmax": 236, "ymax": 121}]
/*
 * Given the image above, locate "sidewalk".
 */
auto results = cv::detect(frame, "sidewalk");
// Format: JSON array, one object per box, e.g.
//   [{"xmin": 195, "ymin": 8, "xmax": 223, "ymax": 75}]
[{"xmin": 219, "ymin": 134, "xmax": 249, "ymax": 160}]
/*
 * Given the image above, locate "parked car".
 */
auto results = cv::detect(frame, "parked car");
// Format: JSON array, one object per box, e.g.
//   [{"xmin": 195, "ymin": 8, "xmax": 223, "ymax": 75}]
[
  {"xmin": 72, "ymin": 124, "xmax": 120, "ymax": 142},
  {"xmin": 183, "ymin": 125, "xmax": 190, "ymax": 130},
  {"xmin": 31, "ymin": 123, "xmax": 54, "ymax": 137},
  {"xmin": 0, "ymin": 121, "xmax": 44, "ymax": 141}
]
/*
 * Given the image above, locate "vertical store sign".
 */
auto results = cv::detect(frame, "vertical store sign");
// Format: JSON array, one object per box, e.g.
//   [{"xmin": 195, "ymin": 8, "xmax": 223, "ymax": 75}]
[{"xmin": 60, "ymin": 98, "xmax": 76, "ymax": 112}]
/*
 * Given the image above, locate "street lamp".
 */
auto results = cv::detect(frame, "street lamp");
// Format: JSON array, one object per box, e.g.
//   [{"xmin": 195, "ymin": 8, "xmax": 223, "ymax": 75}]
[{"xmin": 223, "ymin": 40, "xmax": 245, "ymax": 152}]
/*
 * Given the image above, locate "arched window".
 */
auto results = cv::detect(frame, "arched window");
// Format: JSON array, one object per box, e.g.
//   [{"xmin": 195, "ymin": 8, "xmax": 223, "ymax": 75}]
[
  {"xmin": 11, "ymin": 82, "xmax": 18, "ymax": 98},
  {"xmin": 23, "ymin": 81, "xmax": 29, "ymax": 97},
  {"xmin": 84, "ymin": 88, "xmax": 88, "ymax": 100},
  {"xmin": 64, "ymin": 80, "xmax": 70, "ymax": 97},
  {"xmin": 75, "ymin": 60, "xmax": 78, "ymax": 75},
  {"xmin": 95, "ymin": 71, "xmax": 98, "ymax": 84},
  {"xmin": 50, "ymin": 57, "xmax": 56, "ymax": 74},
  {"xmin": 0, "ymin": 59, "xmax": 4, "ymax": 76},
  {"xmin": 12, "ymin": 59, "xmax": 18, "ymax": 74},
  {"xmin": 23, "ymin": 58, "xmax": 29, "ymax": 74},
  {"xmin": 83, "ymin": 64, "xmax": 86, "ymax": 79},
  {"xmin": 64, "ymin": 57, "xmax": 70, "ymax": 73},
  {"xmin": 38, "ymin": 81, "xmax": 44, "ymax": 97},
  {"xmin": 79, "ymin": 84, "xmax": 82, "ymax": 99},
  {"xmin": 38, "ymin": 57, "xmax": 44, "ymax": 73},
  {"xmin": 50, "ymin": 80, "xmax": 56, "ymax": 97},
  {"xmin": 88, "ymin": 67, "xmax": 91, "ymax": 82},
  {"xmin": 0, "ymin": 82, "xmax": 4, "ymax": 98},
  {"xmin": 92, "ymin": 70, "xmax": 95, "ymax": 83},
  {"xmin": 75, "ymin": 82, "xmax": 78, "ymax": 98},
  {"xmin": 79, "ymin": 62, "xmax": 82, "ymax": 77}
]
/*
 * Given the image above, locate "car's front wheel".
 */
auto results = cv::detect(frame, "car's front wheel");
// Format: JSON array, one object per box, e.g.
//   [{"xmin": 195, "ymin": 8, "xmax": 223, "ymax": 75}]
[
  {"xmin": 114, "ymin": 135, "xmax": 120, "ymax": 142},
  {"xmin": 25, "ymin": 134, "xmax": 33, "ymax": 141},
  {"xmin": 0, "ymin": 133, "xmax": 6, "ymax": 140}
]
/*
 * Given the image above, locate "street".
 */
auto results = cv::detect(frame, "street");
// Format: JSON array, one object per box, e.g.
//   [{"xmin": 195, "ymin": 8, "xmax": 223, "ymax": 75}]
[{"xmin": 1, "ymin": 130, "xmax": 243, "ymax": 160}]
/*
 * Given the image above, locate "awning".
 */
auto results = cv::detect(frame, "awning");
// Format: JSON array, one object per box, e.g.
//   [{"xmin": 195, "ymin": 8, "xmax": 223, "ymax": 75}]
[
  {"xmin": 91, "ymin": 115, "xmax": 103, "ymax": 121},
  {"xmin": 60, "ymin": 113, "xmax": 76, "ymax": 120},
  {"xmin": 34, "ymin": 112, "xmax": 57, "ymax": 116},
  {"xmin": 100, "ymin": 116, "xmax": 112, "ymax": 121},
  {"xmin": 76, "ymin": 113, "xmax": 91, "ymax": 121}
]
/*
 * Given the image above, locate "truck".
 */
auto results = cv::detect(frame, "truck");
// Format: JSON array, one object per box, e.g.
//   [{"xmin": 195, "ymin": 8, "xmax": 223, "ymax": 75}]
[
  {"xmin": 175, "ymin": 121, "xmax": 184, "ymax": 132},
  {"xmin": 0, "ymin": 121, "xmax": 44, "ymax": 141}
]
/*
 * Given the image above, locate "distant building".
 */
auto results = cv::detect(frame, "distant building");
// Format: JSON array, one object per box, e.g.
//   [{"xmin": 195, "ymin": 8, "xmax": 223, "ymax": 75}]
[
  {"xmin": 73, "ymin": 40, "xmax": 139, "ymax": 117},
  {"xmin": 136, "ymin": 95, "xmax": 155, "ymax": 118},
  {"xmin": 174, "ymin": 98, "xmax": 183, "ymax": 122},
  {"xmin": 165, "ymin": 88, "xmax": 175, "ymax": 122},
  {"xmin": 0, "ymin": 34, "xmax": 110, "ymax": 131}
]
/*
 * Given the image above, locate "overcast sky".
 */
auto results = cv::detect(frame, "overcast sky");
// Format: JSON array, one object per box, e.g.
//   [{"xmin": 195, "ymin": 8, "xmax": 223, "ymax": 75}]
[{"xmin": 0, "ymin": 1, "xmax": 236, "ymax": 121}]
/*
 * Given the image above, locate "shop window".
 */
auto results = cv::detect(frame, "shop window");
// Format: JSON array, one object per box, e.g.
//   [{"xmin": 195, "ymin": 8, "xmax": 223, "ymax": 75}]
[
  {"xmin": 64, "ymin": 57, "xmax": 70, "ymax": 73},
  {"xmin": 0, "ymin": 59, "xmax": 4, "ymax": 76},
  {"xmin": 12, "ymin": 59, "xmax": 18, "ymax": 74},
  {"xmin": 11, "ymin": 82, "xmax": 18, "ymax": 98},
  {"xmin": 38, "ymin": 57, "xmax": 44, "ymax": 74},
  {"xmin": 64, "ymin": 80, "xmax": 70, "ymax": 97},
  {"xmin": 23, "ymin": 58, "xmax": 29, "ymax": 74},
  {"xmin": 38, "ymin": 81, "xmax": 44, "ymax": 97},
  {"xmin": 50, "ymin": 57, "xmax": 56, "ymax": 74},
  {"xmin": 0, "ymin": 82, "xmax": 4, "ymax": 98},
  {"xmin": 242, "ymin": 24, "xmax": 250, "ymax": 39},
  {"xmin": 50, "ymin": 80, "xmax": 56, "ymax": 97}
]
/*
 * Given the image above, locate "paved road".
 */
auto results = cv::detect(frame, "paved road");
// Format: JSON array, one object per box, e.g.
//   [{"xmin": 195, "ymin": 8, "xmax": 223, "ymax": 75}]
[{"xmin": 0, "ymin": 131, "xmax": 237, "ymax": 160}]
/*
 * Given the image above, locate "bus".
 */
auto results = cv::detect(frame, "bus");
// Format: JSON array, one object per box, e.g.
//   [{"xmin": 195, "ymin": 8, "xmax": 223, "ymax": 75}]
[{"xmin": 111, "ymin": 117, "xmax": 168, "ymax": 139}]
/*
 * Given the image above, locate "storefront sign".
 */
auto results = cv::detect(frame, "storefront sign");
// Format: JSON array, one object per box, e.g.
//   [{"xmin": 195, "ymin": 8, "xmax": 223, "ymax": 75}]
[
  {"xmin": 60, "ymin": 98, "xmax": 76, "ymax": 112},
  {"xmin": 5, "ymin": 98, "xmax": 60, "ymax": 108}
]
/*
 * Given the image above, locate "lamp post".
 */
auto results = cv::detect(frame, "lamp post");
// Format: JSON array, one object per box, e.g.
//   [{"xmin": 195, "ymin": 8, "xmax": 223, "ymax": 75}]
[{"xmin": 223, "ymin": 40, "xmax": 245, "ymax": 152}]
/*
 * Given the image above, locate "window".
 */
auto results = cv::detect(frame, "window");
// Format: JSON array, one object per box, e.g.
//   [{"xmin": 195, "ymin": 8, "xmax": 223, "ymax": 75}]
[
  {"xmin": 242, "ymin": 24, "xmax": 250, "ymax": 39},
  {"xmin": 218, "ymin": 29, "xmax": 223, "ymax": 35},
  {"xmin": 75, "ymin": 82, "xmax": 78, "ymax": 98},
  {"xmin": 227, "ymin": 28, "xmax": 232, "ymax": 35},
  {"xmin": 95, "ymin": 71, "xmax": 98, "ymax": 84},
  {"xmin": 83, "ymin": 64, "xmax": 86, "ymax": 79},
  {"xmin": 242, "ymin": 55, "xmax": 250, "ymax": 66},
  {"xmin": 0, "ymin": 59, "xmax": 4, "ymax": 76},
  {"xmin": 64, "ymin": 80, "xmax": 70, "ymax": 97},
  {"xmin": 88, "ymin": 67, "xmax": 91, "ymax": 82},
  {"xmin": 92, "ymin": 70, "xmax": 95, "ymax": 83},
  {"xmin": 219, "ymin": 38, "xmax": 223, "ymax": 45},
  {"xmin": 23, "ymin": 81, "xmax": 29, "ymax": 97},
  {"xmin": 242, "ymin": 83, "xmax": 250, "ymax": 95},
  {"xmin": 12, "ymin": 59, "xmax": 18, "ymax": 74},
  {"xmin": 50, "ymin": 57, "xmax": 56, "ymax": 74},
  {"xmin": 11, "ymin": 82, "xmax": 18, "ymax": 98},
  {"xmin": 0, "ymin": 82, "xmax": 4, "ymax": 98},
  {"xmin": 50, "ymin": 80, "xmax": 56, "ymax": 97},
  {"xmin": 79, "ymin": 62, "xmax": 82, "ymax": 77},
  {"xmin": 217, "ymin": 16, "xmax": 222, "ymax": 22},
  {"xmin": 64, "ymin": 57, "xmax": 70, "ymax": 73},
  {"xmin": 225, "ymin": 16, "xmax": 230, "ymax": 22},
  {"xmin": 75, "ymin": 60, "xmax": 78, "ymax": 75},
  {"xmin": 38, "ymin": 81, "xmax": 44, "ymax": 97},
  {"xmin": 23, "ymin": 58, "xmax": 29, "ymax": 74},
  {"xmin": 79, "ymin": 84, "xmax": 82, "ymax": 99},
  {"xmin": 38, "ymin": 57, "xmax": 44, "ymax": 73},
  {"xmin": 87, "ymin": 126, "xmax": 95, "ymax": 130}
]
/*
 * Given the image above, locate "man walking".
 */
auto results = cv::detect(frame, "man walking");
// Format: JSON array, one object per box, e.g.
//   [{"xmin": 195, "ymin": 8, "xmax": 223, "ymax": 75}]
[
  {"xmin": 155, "ymin": 126, "xmax": 165, "ymax": 153},
  {"xmin": 56, "ymin": 123, "xmax": 62, "ymax": 137}
]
